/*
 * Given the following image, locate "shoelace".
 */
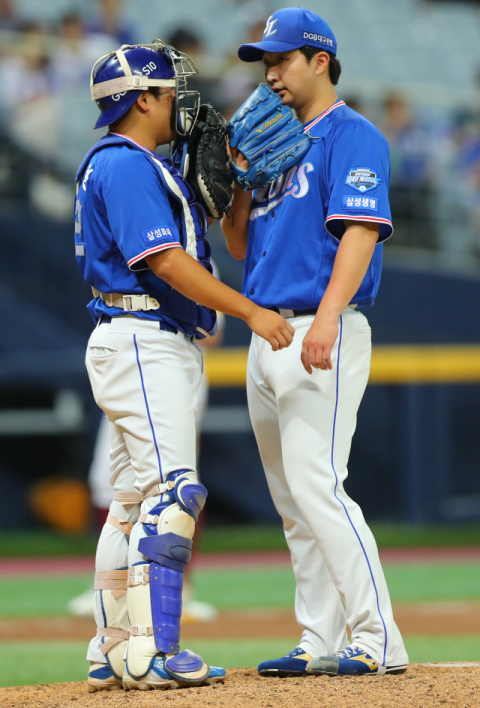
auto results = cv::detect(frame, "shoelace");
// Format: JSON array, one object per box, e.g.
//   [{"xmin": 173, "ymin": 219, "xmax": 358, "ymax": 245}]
[{"xmin": 335, "ymin": 647, "xmax": 358, "ymax": 659}]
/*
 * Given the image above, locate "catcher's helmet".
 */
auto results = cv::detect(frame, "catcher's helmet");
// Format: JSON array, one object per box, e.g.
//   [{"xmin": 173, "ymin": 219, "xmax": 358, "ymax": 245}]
[{"xmin": 90, "ymin": 40, "xmax": 200, "ymax": 135}]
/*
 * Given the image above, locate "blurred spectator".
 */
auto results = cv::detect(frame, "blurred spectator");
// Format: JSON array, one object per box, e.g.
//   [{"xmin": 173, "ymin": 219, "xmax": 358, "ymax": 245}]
[
  {"xmin": 379, "ymin": 92, "xmax": 436, "ymax": 248},
  {"xmin": 167, "ymin": 27, "xmax": 225, "ymax": 109},
  {"xmin": 51, "ymin": 13, "xmax": 115, "ymax": 91},
  {"xmin": 0, "ymin": 22, "xmax": 51, "ymax": 108},
  {"xmin": 0, "ymin": 23, "xmax": 56, "ymax": 162},
  {"xmin": 0, "ymin": 0, "xmax": 20, "ymax": 32},
  {"xmin": 450, "ymin": 109, "xmax": 480, "ymax": 254},
  {"xmin": 86, "ymin": 0, "xmax": 135, "ymax": 47},
  {"xmin": 217, "ymin": 18, "xmax": 265, "ymax": 117},
  {"xmin": 381, "ymin": 93, "xmax": 431, "ymax": 186}
]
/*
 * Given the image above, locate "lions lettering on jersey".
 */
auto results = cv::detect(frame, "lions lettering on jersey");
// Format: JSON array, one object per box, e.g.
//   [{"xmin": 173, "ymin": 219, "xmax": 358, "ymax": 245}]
[{"xmin": 250, "ymin": 163, "xmax": 314, "ymax": 220}]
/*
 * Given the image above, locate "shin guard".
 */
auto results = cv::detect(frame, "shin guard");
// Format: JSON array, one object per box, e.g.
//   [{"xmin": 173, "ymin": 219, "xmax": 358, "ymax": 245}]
[{"xmin": 126, "ymin": 474, "xmax": 207, "ymax": 682}]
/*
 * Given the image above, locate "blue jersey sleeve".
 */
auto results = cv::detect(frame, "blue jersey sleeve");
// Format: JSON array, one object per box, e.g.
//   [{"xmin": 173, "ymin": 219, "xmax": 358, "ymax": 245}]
[
  {"xmin": 100, "ymin": 147, "xmax": 182, "ymax": 271},
  {"xmin": 325, "ymin": 116, "xmax": 393, "ymax": 242}
]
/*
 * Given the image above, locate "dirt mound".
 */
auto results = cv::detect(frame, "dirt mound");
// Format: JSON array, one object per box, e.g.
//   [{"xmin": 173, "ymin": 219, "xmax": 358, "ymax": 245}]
[{"xmin": 1, "ymin": 664, "xmax": 480, "ymax": 708}]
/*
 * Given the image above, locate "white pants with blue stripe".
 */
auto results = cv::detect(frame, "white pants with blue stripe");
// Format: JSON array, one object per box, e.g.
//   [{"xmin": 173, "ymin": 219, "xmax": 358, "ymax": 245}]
[
  {"xmin": 84, "ymin": 315, "xmax": 202, "ymax": 664},
  {"xmin": 246, "ymin": 307, "xmax": 408, "ymax": 668}
]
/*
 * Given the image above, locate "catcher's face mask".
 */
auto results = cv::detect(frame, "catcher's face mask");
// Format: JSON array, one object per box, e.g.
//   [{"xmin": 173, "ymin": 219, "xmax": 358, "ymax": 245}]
[{"xmin": 90, "ymin": 39, "xmax": 200, "ymax": 135}]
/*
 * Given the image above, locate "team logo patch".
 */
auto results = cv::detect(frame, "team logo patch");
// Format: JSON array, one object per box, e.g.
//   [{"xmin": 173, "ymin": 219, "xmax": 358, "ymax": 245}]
[
  {"xmin": 345, "ymin": 167, "xmax": 380, "ymax": 193},
  {"xmin": 142, "ymin": 226, "xmax": 174, "ymax": 246},
  {"xmin": 342, "ymin": 195, "xmax": 378, "ymax": 211}
]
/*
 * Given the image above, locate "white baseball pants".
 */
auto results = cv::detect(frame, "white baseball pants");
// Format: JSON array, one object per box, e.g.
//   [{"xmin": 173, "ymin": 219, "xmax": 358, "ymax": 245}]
[
  {"xmin": 84, "ymin": 315, "xmax": 202, "ymax": 664},
  {"xmin": 246, "ymin": 307, "xmax": 408, "ymax": 668}
]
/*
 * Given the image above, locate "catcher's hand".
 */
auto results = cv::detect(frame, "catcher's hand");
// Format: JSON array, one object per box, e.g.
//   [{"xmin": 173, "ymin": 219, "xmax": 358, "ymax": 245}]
[
  {"xmin": 227, "ymin": 83, "xmax": 314, "ymax": 191},
  {"xmin": 172, "ymin": 105, "xmax": 233, "ymax": 220}
]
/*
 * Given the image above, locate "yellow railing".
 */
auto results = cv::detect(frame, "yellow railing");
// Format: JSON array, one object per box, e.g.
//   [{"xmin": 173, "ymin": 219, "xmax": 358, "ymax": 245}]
[{"xmin": 204, "ymin": 345, "xmax": 480, "ymax": 387}]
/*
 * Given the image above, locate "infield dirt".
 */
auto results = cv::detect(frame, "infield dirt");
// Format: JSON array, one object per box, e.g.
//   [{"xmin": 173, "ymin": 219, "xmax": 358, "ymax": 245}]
[{"xmin": 1, "ymin": 664, "xmax": 479, "ymax": 708}]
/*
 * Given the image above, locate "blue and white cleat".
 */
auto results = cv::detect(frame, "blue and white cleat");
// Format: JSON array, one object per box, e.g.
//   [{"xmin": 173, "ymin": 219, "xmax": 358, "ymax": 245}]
[
  {"xmin": 123, "ymin": 650, "xmax": 226, "ymax": 690},
  {"xmin": 306, "ymin": 645, "xmax": 408, "ymax": 676},
  {"xmin": 258, "ymin": 646, "xmax": 313, "ymax": 677},
  {"xmin": 87, "ymin": 662, "xmax": 123, "ymax": 692}
]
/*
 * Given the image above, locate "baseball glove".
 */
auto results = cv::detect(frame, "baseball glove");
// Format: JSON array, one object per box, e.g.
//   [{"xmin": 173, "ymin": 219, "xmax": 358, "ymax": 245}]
[
  {"xmin": 171, "ymin": 104, "xmax": 233, "ymax": 219},
  {"xmin": 227, "ymin": 83, "xmax": 314, "ymax": 191}
]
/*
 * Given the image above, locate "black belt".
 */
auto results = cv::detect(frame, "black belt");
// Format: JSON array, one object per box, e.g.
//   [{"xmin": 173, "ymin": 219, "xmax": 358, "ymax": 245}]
[
  {"xmin": 269, "ymin": 307, "xmax": 318, "ymax": 318},
  {"xmin": 99, "ymin": 315, "xmax": 194, "ymax": 341}
]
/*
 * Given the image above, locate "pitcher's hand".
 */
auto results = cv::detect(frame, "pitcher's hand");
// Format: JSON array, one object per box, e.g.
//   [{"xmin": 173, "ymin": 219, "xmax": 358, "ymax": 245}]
[
  {"xmin": 301, "ymin": 317, "xmax": 338, "ymax": 374},
  {"xmin": 230, "ymin": 146, "xmax": 249, "ymax": 171}
]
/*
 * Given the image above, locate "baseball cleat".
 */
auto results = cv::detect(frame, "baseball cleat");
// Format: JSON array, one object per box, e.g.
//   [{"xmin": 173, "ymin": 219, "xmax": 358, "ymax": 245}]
[
  {"xmin": 306, "ymin": 645, "xmax": 408, "ymax": 676},
  {"xmin": 87, "ymin": 662, "xmax": 123, "ymax": 692},
  {"xmin": 258, "ymin": 646, "xmax": 313, "ymax": 677},
  {"xmin": 123, "ymin": 650, "xmax": 226, "ymax": 690}
]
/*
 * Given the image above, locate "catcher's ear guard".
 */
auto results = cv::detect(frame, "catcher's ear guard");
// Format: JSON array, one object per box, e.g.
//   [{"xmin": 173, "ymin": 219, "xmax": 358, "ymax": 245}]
[{"xmin": 227, "ymin": 83, "xmax": 314, "ymax": 191}]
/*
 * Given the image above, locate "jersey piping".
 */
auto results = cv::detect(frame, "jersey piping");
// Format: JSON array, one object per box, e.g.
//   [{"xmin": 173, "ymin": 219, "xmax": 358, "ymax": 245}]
[
  {"xmin": 304, "ymin": 101, "xmax": 345, "ymax": 131},
  {"xmin": 326, "ymin": 214, "xmax": 392, "ymax": 229},
  {"xmin": 110, "ymin": 132, "xmax": 155, "ymax": 155},
  {"xmin": 127, "ymin": 241, "xmax": 182, "ymax": 269}
]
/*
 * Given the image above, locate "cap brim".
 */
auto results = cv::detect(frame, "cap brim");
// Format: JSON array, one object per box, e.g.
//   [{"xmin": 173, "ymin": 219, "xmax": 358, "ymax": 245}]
[
  {"xmin": 94, "ymin": 91, "xmax": 141, "ymax": 129},
  {"xmin": 238, "ymin": 40, "xmax": 303, "ymax": 62}
]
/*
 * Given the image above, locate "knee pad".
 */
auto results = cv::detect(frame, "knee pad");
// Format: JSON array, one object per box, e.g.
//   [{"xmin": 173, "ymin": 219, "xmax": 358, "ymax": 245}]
[{"xmin": 171, "ymin": 474, "xmax": 208, "ymax": 523}]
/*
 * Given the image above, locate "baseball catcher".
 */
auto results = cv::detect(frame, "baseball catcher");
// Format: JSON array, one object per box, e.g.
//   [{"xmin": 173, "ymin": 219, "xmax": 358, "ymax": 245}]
[{"xmin": 227, "ymin": 82, "xmax": 314, "ymax": 191}]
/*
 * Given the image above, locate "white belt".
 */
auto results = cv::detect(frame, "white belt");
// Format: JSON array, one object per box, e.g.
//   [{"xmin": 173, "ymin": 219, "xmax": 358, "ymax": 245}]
[{"xmin": 92, "ymin": 288, "xmax": 160, "ymax": 312}]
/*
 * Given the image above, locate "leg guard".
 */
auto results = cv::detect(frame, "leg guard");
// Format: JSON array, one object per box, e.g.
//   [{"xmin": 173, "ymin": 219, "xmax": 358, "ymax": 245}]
[{"xmin": 125, "ymin": 471, "xmax": 213, "ymax": 686}]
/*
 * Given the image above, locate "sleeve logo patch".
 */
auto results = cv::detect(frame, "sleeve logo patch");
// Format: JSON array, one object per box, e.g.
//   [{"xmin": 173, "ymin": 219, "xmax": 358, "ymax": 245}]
[
  {"xmin": 342, "ymin": 195, "xmax": 378, "ymax": 211},
  {"xmin": 346, "ymin": 167, "xmax": 380, "ymax": 193},
  {"xmin": 142, "ymin": 226, "xmax": 174, "ymax": 246}
]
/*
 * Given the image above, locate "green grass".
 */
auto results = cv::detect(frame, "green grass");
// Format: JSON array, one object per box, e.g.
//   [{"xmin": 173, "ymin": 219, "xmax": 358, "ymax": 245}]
[
  {"xmin": 404, "ymin": 636, "xmax": 480, "ymax": 663},
  {"xmin": 384, "ymin": 563, "xmax": 480, "ymax": 603},
  {"xmin": 2, "ymin": 523, "xmax": 480, "ymax": 558},
  {"xmin": 0, "ymin": 641, "xmax": 88, "ymax": 687},
  {"xmin": 1, "ymin": 637, "xmax": 479, "ymax": 688},
  {"xmin": 0, "ymin": 576, "xmax": 92, "ymax": 618},
  {"xmin": 0, "ymin": 531, "xmax": 98, "ymax": 558},
  {"xmin": 1, "ymin": 562, "xmax": 479, "ymax": 618},
  {"xmin": 197, "ymin": 563, "xmax": 480, "ymax": 606}
]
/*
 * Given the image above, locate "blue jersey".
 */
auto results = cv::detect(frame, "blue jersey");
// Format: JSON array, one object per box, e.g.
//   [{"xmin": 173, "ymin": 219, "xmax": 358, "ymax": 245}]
[
  {"xmin": 74, "ymin": 132, "xmax": 215, "ymax": 337},
  {"xmin": 242, "ymin": 101, "xmax": 392, "ymax": 310}
]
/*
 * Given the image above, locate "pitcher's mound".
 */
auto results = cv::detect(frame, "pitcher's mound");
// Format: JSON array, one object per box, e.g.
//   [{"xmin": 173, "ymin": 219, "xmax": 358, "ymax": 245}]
[{"xmin": 1, "ymin": 663, "xmax": 480, "ymax": 708}]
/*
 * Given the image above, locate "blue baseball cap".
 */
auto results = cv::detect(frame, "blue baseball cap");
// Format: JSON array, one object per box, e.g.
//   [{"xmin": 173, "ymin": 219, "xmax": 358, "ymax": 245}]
[{"xmin": 238, "ymin": 7, "xmax": 336, "ymax": 62}]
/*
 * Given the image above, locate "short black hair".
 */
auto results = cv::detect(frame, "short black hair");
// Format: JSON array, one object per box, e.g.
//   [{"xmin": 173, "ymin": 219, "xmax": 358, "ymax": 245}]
[
  {"xmin": 108, "ymin": 87, "xmax": 162, "ymax": 130},
  {"xmin": 299, "ymin": 46, "xmax": 341, "ymax": 85}
]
